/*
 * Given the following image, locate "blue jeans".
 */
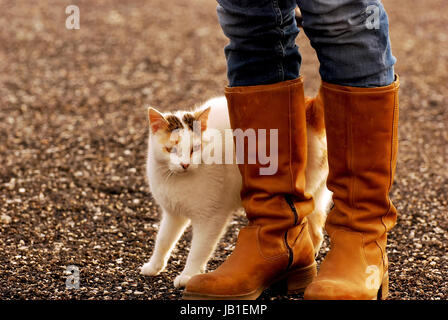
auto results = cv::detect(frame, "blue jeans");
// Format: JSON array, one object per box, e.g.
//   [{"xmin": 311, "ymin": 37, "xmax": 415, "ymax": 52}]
[{"xmin": 217, "ymin": 0, "xmax": 396, "ymax": 88}]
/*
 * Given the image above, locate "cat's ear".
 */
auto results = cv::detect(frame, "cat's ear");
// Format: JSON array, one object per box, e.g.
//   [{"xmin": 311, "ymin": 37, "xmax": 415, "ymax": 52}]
[
  {"xmin": 148, "ymin": 107, "xmax": 168, "ymax": 134},
  {"xmin": 194, "ymin": 107, "xmax": 211, "ymax": 132}
]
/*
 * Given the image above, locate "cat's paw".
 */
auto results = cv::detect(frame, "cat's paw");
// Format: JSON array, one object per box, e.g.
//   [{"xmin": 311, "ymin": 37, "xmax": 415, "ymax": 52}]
[
  {"xmin": 174, "ymin": 273, "xmax": 196, "ymax": 288},
  {"xmin": 140, "ymin": 260, "xmax": 165, "ymax": 276}
]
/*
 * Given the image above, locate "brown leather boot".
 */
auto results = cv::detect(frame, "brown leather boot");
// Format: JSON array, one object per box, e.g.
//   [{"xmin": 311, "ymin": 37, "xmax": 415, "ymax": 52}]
[
  {"xmin": 183, "ymin": 77, "xmax": 317, "ymax": 300},
  {"xmin": 304, "ymin": 76, "xmax": 400, "ymax": 300}
]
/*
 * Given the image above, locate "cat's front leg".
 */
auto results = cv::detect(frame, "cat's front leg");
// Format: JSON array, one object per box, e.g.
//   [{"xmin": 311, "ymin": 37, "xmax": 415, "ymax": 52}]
[
  {"xmin": 141, "ymin": 212, "xmax": 189, "ymax": 276},
  {"xmin": 174, "ymin": 216, "xmax": 230, "ymax": 288}
]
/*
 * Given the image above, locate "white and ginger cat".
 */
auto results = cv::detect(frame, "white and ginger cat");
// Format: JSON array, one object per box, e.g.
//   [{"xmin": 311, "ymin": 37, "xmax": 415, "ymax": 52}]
[{"xmin": 140, "ymin": 96, "xmax": 332, "ymax": 288}]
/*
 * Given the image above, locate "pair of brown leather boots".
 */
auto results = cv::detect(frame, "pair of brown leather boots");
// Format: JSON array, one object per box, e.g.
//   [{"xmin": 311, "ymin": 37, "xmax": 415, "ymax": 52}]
[{"xmin": 183, "ymin": 76, "xmax": 400, "ymax": 300}]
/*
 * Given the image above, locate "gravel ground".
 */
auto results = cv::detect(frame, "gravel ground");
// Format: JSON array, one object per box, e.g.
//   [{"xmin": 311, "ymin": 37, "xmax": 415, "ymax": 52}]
[{"xmin": 0, "ymin": 0, "xmax": 446, "ymax": 300}]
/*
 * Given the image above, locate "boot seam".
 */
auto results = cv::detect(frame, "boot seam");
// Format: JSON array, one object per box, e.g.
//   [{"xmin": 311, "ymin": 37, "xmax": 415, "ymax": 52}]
[
  {"xmin": 387, "ymin": 89, "xmax": 399, "ymax": 191},
  {"xmin": 379, "ymin": 85, "xmax": 399, "ymax": 269},
  {"xmin": 361, "ymin": 233, "xmax": 385, "ymax": 287},
  {"xmin": 286, "ymin": 82, "xmax": 298, "ymax": 270},
  {"xmin": 360, "ymin": 232, "xmax": 370, "ymax": 268},
  {"xmin": 347, "ymin": 105, "xmax": 356, "ymax": 225},
  {"xmin": 288, "ymin": 84, "xmax": 295, "ymax": 194}
]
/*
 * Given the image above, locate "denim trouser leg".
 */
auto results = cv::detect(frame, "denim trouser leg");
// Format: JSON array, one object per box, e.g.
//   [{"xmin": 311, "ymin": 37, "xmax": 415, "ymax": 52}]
[
  {"xmin": 298, "ymin": 0, "xmax": 396, "ymax": 87},
  {"xmin": 217, "ymin": 0, "xmax": 300, "ymax": 87},
  {"xmin": 217, "ymin": 0, "xmax": 396, "ymax": 88}
]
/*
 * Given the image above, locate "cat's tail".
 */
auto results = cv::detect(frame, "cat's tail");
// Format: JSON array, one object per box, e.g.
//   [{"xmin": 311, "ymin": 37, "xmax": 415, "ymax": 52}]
[{"xmin": 305, "ymin": 95, "xmax": 326, "ymax": 135}]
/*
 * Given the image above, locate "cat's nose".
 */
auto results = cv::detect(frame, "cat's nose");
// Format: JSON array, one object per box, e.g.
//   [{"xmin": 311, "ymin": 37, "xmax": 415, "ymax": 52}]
[{"xmin": 181, "ymin": 163, "xmax": 189, "ymax": 170}]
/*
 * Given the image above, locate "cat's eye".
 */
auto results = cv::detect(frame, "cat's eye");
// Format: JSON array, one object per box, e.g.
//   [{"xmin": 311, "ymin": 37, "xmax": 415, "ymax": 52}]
[
  {"xmin": 165, "ymin": 146, "xmax": 177, "ymax": 153},
  {"xmin": 191, "ymin": 144, "xmax": 201, "ymax": 155}
]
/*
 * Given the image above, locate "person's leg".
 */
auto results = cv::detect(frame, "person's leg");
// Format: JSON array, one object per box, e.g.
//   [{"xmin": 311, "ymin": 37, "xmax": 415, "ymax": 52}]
[
  {"xmin": 298, "ymin": 0, "xmax": 396, "ymax": 87},
  {"xmin": 297, "ymin": 0, "xmax": 400, "ymax": 299},
  {"xmin": 184, "ymin": 0, "xmax": 318, "ymax": 300},
  {"xmin": 217, "ymin": 0, "xmax": 301, "ymax": 87}
]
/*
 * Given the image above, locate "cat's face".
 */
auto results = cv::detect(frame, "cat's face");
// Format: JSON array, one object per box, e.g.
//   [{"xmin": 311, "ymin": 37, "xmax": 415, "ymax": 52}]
[{"xmin": 148, "ymin": 107, "xmax": 210, "ymax": 174}]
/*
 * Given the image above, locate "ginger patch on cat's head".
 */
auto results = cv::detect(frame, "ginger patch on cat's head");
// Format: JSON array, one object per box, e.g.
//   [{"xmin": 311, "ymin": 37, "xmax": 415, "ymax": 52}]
[
  {"xmin": 180, "ymin": 108, "xmax": 211, "ymax": 132},
  {"xmin": 148, "ymin": 108, "xmax": 185, "ymax": 135},
  {"xmin": 148, "ymin": 106, "xmax": 211, "ymax": 134}
]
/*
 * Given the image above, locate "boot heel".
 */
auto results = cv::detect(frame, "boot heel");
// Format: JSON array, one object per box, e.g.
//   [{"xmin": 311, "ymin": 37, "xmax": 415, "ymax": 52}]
[
  {"xmin": 377, "ymin": 271, "xmax": 389, "ymax": 300},
  {"xmin": 286, "ymin": 262, "xmax": 317, "ymax": 294}
]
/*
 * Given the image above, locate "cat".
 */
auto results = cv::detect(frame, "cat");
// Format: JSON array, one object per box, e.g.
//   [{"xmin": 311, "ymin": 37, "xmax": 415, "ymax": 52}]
[{"xmin": 140, "ymin": 95, "xmax": 332, "ymax": 288}]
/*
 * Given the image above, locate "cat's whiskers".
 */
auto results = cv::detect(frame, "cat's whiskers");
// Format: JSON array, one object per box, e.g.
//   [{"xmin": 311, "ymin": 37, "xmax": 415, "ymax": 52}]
[
  {"xmin": 153, "ymin": 163, "xmax": 170, "ymax": 175},
  {"xmin": 165, "ymin": 170, "xmax": 173, "ymax": 180}
]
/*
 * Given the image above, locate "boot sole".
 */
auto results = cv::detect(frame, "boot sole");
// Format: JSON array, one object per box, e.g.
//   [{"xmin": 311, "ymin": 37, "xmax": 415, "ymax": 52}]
[{"xmin": 182, "ymin": 262, "xmax": 317, "ymax": 300}]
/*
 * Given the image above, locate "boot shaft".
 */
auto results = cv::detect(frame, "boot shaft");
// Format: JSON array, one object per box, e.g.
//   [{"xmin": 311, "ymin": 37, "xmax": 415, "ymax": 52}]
[
  {"xmin": 321, "ymin": 77, "xmax": 400, "ymax": 244},
  {"xmin": 225, "ymin": 77, "xmax": 315, "ymax": 263},
  {"xmin": 304, "ymin": 78, "xmax": 400, "ymax": 300}
]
